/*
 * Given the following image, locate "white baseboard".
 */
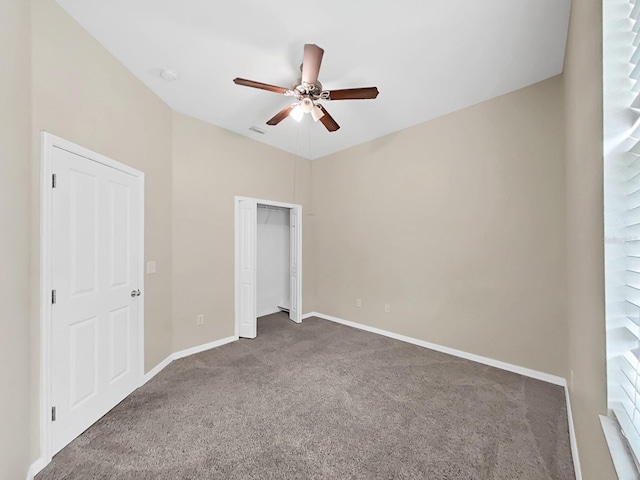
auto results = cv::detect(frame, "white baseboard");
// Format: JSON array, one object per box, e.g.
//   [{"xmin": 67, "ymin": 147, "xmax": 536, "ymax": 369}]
[
  {"xmin": 143, "ymin": 335, "xmax": 238, "ymax": 385},
  {"xmin": 30, "ymin": 335, "xmax": 239, "ymax": 479},
  {"xmin": 26, "ymin": 457, "xmax": 46, "ymax": 480},
  {"xmin": 306, "ymin": 312, "xmax": 566, "ymax": 386},
  {"xmin": 172, "ymin": 336, "xmax": 238, "ymax": 360},
  {"xmin": 565, "ymin": 387, "xmax": 583, "ymax": 480},
  {"xmin": 305, "ymin": 311, "xmax": 580, "ymax": 475},
  {"xmin": 143, "ymin": 354, "xmax": 173, "ymax": 384},
  {"xmin": 258, "ymin": 308, "xmax": 282, "ymax": 317}
]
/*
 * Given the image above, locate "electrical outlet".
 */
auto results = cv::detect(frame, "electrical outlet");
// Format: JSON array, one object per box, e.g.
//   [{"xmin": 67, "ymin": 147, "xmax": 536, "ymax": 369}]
[
  {"xmin": 384, "ymin": 304, "xmax": 390, "ymax": 313},
  {"xmin": 570, "ymin": 369, "xmax": 574, "ymax": 391},
  {"xmin": 196, "ymin": 314, "xmax": 204, "ymax": 325},
  {"xmin": 356, "ymin": 298, "xmax": 362, "ymax": 307}
]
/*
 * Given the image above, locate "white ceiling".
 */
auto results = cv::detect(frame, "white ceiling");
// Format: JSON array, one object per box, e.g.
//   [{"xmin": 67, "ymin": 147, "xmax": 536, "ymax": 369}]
[{"xmin": 55, "ymin": 0, "xmax": 571, "ymax": 160}]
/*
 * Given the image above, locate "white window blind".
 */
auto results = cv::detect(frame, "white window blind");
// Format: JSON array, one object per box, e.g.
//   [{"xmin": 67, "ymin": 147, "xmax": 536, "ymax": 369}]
[{"xmin": 605, "ymin": 0, "xmax": 640, "ymax": 466}]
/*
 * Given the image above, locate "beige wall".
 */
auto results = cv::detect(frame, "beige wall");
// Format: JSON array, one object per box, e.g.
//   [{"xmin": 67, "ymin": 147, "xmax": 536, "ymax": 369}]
[
  {"xmin": 30, "ymin": 0, "xmax": 174, "ymax": 461},
  {"xmin": 312, "ymin": 76, "xmax": 567, "ymax": 377},
  {"xmin": 171, "ymin": 112, "xmax": 313, "ymax": 351},
  {"xmin": 564, "ymin": 0, "xmax": 616, "ymax": 478},
  {"xmin": 31, "ymin": 0, "xmax": 173, "ymax": 372},
  {"xmin": 0, "ymin": 0, "xmax": 32, "ymax": 478}
]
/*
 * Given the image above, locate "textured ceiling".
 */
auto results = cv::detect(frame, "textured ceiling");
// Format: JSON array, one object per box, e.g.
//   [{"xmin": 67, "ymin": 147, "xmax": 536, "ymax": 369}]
[{"xmin": 55, "ymin": 0, "xmax": 571, "ymax": 159}]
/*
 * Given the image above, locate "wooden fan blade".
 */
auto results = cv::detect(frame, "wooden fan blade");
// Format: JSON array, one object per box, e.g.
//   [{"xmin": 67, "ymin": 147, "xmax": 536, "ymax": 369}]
[
  {"xmin": 327, "ymin": 87, "xmax": 379, "ymax": 100},
  {"xmin": 301, "ymin": 44, "xmax": 324, "ymax": 86},
  {"xmin": 233, "ymin": 78, "xmax": 289, "ymax": 95},
  {"xmin": 317, "ymin": 105, "xmax": 340, "ymax": 132},
  {"xmin": 266, "ymin": 105, "xmax": 296, "ymax": 126}
]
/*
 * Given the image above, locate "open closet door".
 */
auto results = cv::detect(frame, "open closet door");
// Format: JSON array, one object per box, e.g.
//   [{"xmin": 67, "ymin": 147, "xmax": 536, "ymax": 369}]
[
  {"xmin": 237, "ymin": 200, "xmax": 257, "ymax": 338},
  {"xmin": 289, "ymin": 207, "xmax": 301, "ymax": 323}
]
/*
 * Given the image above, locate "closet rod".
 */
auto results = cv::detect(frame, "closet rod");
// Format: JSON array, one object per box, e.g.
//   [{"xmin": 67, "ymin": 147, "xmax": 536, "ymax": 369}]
[{"xmin": 257, "ymin": 204, "xmax": 289, "ymax": 211}]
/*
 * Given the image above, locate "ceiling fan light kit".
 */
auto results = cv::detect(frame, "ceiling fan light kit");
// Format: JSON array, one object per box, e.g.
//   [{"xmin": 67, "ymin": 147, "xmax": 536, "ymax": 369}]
[
  {"xmin": 299, "ymin": 97, "xmax": 314, "ymax": 113},
  {"xmin": 290, "ymin": 105, "xmax": 304, "ymax": 122},
  {"xmin": 311, "ymin": 105, "xmax": 324, "ymax": 122},
  {"xmin": 233, "ymin": 43, "xmax": 379, "ymax": 132}
]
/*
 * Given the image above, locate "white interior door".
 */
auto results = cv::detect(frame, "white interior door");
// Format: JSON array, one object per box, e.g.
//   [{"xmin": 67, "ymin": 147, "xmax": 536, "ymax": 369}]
[
  {"xmin": 289, "ymin": 207, "xmax": 301, "ymax": 323},
  {"xmin": 51, "ymin": 146, "xmax": 141, "ymax": 455},
  {"xmin": 237, "ymin": 199, "xmax": 257, "ymax": 338}
]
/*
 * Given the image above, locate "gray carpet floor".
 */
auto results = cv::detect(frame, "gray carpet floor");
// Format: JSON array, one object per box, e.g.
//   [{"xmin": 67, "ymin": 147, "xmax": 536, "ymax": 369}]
[{"xmin": 36, "ymin": 313, "xmax": 575, "ymax": 479}]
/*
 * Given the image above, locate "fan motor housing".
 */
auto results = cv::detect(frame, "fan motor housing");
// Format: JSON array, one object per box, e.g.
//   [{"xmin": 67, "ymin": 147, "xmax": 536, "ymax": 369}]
[{"xmin": 294, "ymin": 79, "xmax": 323, "ymax": 99}]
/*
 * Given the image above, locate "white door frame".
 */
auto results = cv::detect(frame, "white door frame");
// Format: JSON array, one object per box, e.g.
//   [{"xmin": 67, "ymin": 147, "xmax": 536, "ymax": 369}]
[
  {"xmin": 39, "ymin": 132, "xmax": 145, "ymax": 467},
  {"xmin": 234, "ymin": 196, "xmax": 303, "ymax": 337}
]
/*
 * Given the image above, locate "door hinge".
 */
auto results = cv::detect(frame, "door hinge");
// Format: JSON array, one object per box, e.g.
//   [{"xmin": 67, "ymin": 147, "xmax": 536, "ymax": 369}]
[
  {"xmin": 52, "ymin": 173, "xmax": 57, "ymax": 188},
  {"xmin": 52, "ymin": 289, "xmax": 56, "ymax": 304},
  {"xmin": 51, "ymin": 406, "xmax": 56, "ymax": 422}
]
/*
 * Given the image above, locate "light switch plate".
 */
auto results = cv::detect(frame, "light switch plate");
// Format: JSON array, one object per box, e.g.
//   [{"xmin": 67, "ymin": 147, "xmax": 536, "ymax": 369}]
[{"xmin": 146, "ymin": 261, "xmax": 156, "ymax": 274}]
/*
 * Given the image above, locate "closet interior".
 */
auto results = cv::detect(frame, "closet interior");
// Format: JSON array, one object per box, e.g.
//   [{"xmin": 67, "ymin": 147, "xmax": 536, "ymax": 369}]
[{"xmin": 256, "ymin": 204, "xmax": 290, "ymax": 317}]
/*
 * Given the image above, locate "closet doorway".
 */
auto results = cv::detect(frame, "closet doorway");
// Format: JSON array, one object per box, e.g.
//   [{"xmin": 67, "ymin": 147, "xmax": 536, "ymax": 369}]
[{"xmin": 234, "ymin": 196, "xmax": 302, "ymax": 338}]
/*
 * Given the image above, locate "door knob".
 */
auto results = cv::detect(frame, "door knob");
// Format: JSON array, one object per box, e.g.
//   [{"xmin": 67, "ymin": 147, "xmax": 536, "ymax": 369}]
[{"xmin": 131, "ymin": 289, "xmax": 141, "ymax": 297}]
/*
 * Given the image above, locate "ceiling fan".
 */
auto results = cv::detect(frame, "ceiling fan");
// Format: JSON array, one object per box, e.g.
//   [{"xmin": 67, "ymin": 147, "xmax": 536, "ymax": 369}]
[{"xmin": 233, "ymin": 44, "xmax": 379, "ymax": 132}]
